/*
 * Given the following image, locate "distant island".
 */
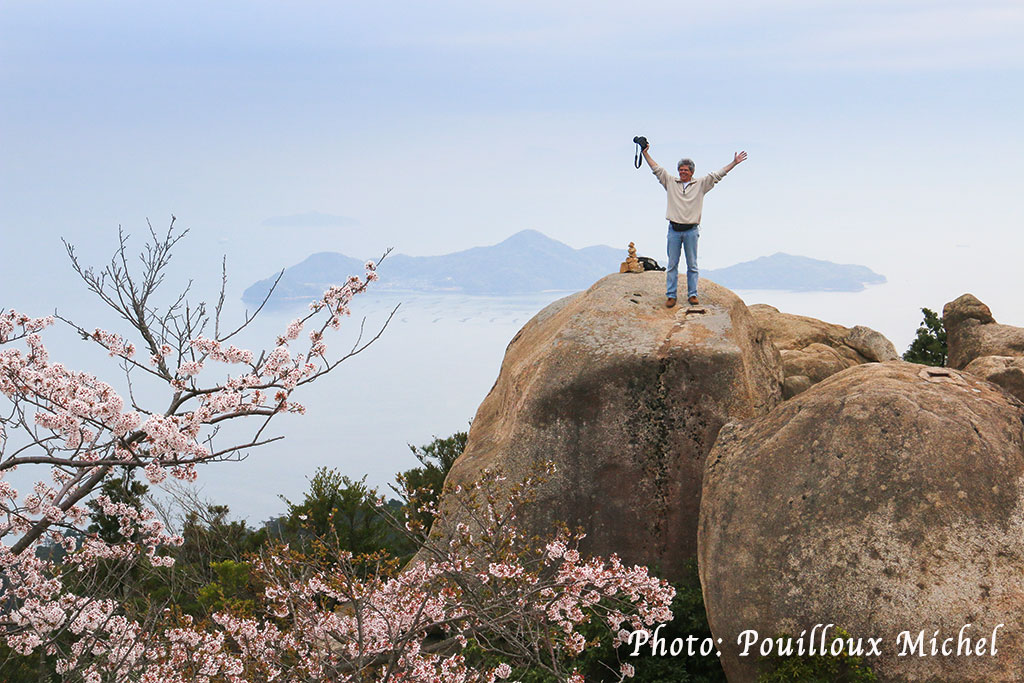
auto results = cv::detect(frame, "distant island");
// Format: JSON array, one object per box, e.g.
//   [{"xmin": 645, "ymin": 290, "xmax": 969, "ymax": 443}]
[
  {"xmin": 242, "ymin": 230, "xmax": 886, "ymax": 308},
  {"xmin": 706, "ymin": 252, "xmax": 886, "ymax": 293}
]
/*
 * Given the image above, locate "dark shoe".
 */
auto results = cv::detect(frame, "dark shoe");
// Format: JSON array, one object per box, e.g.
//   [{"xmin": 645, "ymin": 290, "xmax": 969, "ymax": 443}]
[
  {"xmin": 688, "ymin": 296, "xmax": 699, "ymax": 305},
  {"xmin": 666, "ymin": 297, "xmax": 676, "ymax": 308}
]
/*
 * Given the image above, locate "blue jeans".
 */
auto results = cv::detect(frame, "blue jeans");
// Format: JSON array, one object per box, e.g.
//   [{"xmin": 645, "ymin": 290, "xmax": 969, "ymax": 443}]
[{"xmin": 666, "ymin": 224, "xmax": 699, "ymax": 299}]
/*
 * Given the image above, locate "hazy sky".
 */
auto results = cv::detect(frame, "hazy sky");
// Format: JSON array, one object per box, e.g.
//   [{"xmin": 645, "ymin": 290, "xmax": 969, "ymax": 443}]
[
  {"xmin": 4, "ymin": 1, "xmax": 1022, "ymax": 284},
  {"xmin": 2, "ymin": 1, "xmax": 1024, "ymax": 518}
]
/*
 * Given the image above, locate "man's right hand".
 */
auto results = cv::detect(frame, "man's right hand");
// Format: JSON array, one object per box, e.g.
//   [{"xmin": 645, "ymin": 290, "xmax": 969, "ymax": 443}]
[{"xmin": 641, "ymin": 146, "xmax": 656, "ymax": 168}]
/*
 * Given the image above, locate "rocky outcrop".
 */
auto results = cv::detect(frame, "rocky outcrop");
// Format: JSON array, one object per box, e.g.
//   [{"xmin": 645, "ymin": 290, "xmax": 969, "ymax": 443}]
[
  {"xmin": 946, "ymin": 295, "xmax": 1024, "ymax": 404},
  {"xmin": 699, "ymin": 362, "xmax": 1024, "ymax": 681},
  {"xmin": 964, "ymin": 356, "xmax": 1024, "ymax": 403},
  {"xmin": 436, "ymin": 274, "xmax": 783, "ymax": 581},
  {"xmin": 748, "ymin": 304, "xmax": 898, "ymax": 397},
  {"xmin": 846, "ymin": 324, "xmax": 899, "ymax": 363},
  {"xmin": 945, "ymin": 293, "xmax": 1024, "ymax": 369}
]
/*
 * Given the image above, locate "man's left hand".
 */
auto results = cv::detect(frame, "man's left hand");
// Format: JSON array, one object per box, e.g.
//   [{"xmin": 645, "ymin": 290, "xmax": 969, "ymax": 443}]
[{"xmin": 734, "ymin": 151, "xmax": 748, "ymax": 164}]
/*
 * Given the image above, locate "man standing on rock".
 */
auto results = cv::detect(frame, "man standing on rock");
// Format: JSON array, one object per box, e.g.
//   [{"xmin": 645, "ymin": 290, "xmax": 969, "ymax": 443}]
[{"xmin": 641, "ymin": 143, "xmax": 747, "ymax": 308}]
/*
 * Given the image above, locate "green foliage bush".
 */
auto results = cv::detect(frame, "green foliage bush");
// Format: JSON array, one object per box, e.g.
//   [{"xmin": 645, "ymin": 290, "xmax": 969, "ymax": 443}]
[
  {"xmin": 196, "ymin": 559, "xmax": 259, "ymax": 615},
  {"xmin": 757, "ymin": 627, "xmax": 877, "ymax": 682},
  {"xmin": 281, "ymin": 468, "xmax": 402, "ymax": 557}
]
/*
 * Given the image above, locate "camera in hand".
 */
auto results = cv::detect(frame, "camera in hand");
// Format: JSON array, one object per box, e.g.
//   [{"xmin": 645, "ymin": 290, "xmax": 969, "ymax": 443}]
[{"xmin": 632, "ymin": 136, "xmax": 649, "ymax": 168}]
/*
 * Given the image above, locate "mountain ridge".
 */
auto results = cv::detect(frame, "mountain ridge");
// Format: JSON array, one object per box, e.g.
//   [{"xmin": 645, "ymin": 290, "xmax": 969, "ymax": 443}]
[{"xmin": 241, "ymin": 230, "xmax": 886, "ymax": 308}]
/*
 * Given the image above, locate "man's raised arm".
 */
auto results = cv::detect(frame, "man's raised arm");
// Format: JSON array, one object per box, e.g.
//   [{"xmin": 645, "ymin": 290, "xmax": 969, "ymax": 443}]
[
  {"xmin": 642, "ymin": 145, "xmax": 658, "ymax": 169},
  {"xmin": 722, "ymin": 150, "xmax": 748, "ymax": 173}
]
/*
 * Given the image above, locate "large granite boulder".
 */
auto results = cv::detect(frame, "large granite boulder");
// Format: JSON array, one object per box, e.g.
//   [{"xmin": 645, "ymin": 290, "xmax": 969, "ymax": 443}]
[
  {"xmin": 700, "ymin": 362, "xmax": 1024, "ymax": 681},
  {"xmin": 945, "ymin": 293, "xmax": 1024, "ymax": 369},
  {"xmin": 749, "ymin": 304, "xmax": 897, "ymax": 397},
  {"xmin": 946, "ymin": 294, "xmax": 1024, "ymax": 402},
  {"xmin": 437, "ymin": 274, "xmax": 783, "ymax": 580}
]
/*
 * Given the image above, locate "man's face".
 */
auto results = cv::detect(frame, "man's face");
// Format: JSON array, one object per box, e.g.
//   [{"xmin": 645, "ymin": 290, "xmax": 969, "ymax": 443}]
[{"xmin": 678, "ymin": 165, "xmax": 694, "ymax": 183}]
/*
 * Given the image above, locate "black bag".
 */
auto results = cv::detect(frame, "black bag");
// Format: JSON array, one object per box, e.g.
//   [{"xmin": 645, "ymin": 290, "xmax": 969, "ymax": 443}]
[
  {"xmin": 637, "ymin": 256, "xmax": 664, "ymax": 272},
  {"xmin": 669, "ymin": 221, "xmax": 698, "ymax": 232}
]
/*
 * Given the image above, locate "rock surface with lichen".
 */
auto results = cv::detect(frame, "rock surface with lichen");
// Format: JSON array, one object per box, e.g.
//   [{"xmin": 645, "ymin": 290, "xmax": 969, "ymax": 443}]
[{"xmin": 699, "ymin": 361, "xmax": 1024, "ymax": 681}]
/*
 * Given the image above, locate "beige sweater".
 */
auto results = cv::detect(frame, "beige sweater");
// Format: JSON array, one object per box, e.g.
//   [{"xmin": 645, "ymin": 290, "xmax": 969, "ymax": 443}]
[{"xmin": 651, "ymin": 164, "xmax": 730, "ymax": 224}]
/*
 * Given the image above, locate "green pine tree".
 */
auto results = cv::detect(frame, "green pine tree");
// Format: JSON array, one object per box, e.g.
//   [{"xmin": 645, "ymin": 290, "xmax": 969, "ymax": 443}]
[
  {"xmin": 395, "ymin": 430, "xmax": 468, "ymax": 535},
  {"xmin": 281, "ymin": 468, "xmax": 394, "ymax": 556},
  {"xmin": 903, "ymin": 307, "xmax": 947, "ymax": 366}
]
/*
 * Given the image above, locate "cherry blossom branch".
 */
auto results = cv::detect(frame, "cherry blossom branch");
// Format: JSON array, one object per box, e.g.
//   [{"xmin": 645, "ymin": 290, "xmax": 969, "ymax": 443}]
[{"xmin": 1, "ymin": 221, "xmax": 387, "ymax": 565}]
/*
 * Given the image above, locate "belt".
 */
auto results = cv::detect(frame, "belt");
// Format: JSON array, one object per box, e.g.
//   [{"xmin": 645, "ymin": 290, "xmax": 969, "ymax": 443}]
[{"xmin": 670, "ymin": 221, "xmax": 698, "ymax": 232}]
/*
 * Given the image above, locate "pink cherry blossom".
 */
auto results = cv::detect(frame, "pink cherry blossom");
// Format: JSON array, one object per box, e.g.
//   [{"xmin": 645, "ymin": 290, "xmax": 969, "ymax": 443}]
[{"xmin": 2, "ymin": 233, "xmax": 675, "ymax": 682}]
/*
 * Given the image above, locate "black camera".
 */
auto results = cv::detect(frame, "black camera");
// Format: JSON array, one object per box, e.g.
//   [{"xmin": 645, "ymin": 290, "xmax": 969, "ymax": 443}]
[{"xmin": 633, "ymin": 136, "xmax": 649, "ymax": 151}]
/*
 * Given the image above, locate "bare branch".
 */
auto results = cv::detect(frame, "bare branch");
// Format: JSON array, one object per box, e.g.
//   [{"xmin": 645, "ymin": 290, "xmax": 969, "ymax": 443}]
[{"xmin": 219, "ymin": 269, "xmax": 285, "ymax": 343}]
